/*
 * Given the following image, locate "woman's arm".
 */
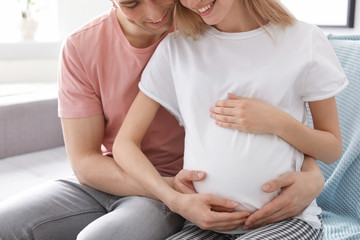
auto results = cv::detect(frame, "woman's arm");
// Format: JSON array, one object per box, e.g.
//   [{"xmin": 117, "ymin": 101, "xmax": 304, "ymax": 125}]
[
  {"xmin": 210, "ymin": 93, "xmax": 342, "ymax": 164},
  {"xmin": 274, "ymin": 97, "xmax": 342, "ymax": 164},
  {"xmin": 113, "ymin": 91, "xmax": 250, "ymax": 231}
]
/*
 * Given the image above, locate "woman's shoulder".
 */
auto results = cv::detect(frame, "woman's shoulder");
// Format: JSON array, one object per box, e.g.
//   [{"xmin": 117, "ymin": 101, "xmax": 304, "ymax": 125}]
[
  {"xmin": 284, "ymin": 20, "xmax": 321, "ymax": 37},
  {"xmin": 164, "ymin": 30, "xmax": 198, "ymax": 42},
  {"xmin": 269, "ymin": 20, "xmax": 323, "ymax": 43},
  {"xmin": 160, "ymin": 30, "xmax": 201, "ymax": 50}
]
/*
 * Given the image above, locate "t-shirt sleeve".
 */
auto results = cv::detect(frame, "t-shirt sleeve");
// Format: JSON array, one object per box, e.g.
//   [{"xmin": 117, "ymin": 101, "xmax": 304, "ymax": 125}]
[
  {"xmin": 58, "ymin": 37, "xmax": 103, "ymax": 118},
  {"xmin": 300, "ymin": 26, "xmax": 348, "ymax": 102},
  {"xmin": 139, "ymin": 37, "xmax": 183, "ymax": 125}
]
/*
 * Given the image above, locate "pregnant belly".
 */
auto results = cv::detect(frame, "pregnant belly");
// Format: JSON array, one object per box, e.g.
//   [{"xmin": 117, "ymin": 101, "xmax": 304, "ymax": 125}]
[
  {"xmin": 184, "ymin": 134, "xmax": 296, "ymax": 212},
  {"xmin": 192, "ymin": 167, "xmax": 279, "ymax": 212}
]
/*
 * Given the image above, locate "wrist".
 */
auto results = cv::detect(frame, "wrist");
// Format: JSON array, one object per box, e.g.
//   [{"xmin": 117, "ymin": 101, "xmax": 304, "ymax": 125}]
[
  {"xmin": 163, "ymin": 191, "xmax": 183, "ymax": 212},
  {"xmin": 302, "ymin": 156, "xmax": 325, "ymax": 196},
  {"xmin": 163, "ymin": 176, "xmax": 175, "ymax": 189},
  {"xmin": 301, "ymin": 156, "xmax": 316, "ymax": 171},
  {"xmin": 272, "ymin": 110, "xmax": 292, "ymax": 137}
]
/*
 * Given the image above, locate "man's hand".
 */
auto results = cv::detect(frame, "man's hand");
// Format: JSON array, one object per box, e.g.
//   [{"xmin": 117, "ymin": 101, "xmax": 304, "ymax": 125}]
[
  {"xmin": 173, "ymin": 169, "xmax": 206, "ymax": 194},
  {"xmin": 243, "ymin": 166, "xmax": 324, "ymax": 229},
  {"xmin": 173, "ymin": 169, "xmax": 237, "ymax": 212},
  {"xmin": 170, "ymin": 193, "xmax": 250, "ymax": 232}
]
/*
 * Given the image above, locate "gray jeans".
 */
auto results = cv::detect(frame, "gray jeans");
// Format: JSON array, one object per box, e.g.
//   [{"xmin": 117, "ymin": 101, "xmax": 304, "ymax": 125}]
[{"xmin": 0, "ymin": 176, "xmax": 184, "ymax": 240}]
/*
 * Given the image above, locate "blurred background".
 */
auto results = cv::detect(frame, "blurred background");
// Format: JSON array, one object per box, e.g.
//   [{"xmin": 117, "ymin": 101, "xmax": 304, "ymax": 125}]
[
  {"xmin": 0, "ymin": 0, "xmax": 358, "ymax": 84},
  {"xmin": 0, "ymin": 0, "xmax": 111, "ymax": 84}
]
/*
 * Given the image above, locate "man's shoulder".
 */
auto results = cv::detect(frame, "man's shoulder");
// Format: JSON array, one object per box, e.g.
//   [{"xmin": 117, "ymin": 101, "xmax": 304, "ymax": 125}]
[{"xmin": 68, "ymin": 9, "xmax": 113, "ymax": 42}]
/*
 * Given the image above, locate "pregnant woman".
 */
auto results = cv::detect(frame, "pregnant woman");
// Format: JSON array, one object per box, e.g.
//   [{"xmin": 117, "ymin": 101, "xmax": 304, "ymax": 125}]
[{"xmin": 113, "ymin": 0, "xmax": 347, "ymax": 239}]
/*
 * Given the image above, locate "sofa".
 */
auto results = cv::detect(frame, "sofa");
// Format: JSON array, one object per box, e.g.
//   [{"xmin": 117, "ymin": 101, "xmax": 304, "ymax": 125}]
[
  {"xmin": 0, "ymin": 35, "xmax": 359, "ymax": 239},
  {"xmin": 0, "ymin": 83, "xmax": 72, "ymax": 201}
]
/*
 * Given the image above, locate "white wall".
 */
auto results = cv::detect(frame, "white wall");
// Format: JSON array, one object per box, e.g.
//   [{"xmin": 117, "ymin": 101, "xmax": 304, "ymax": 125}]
[
  {"xmin": 0, "ymin": 0, "xmax": 111, "ymax": 84},
  {"xmin": 322, "ymin": 0, "xmax": 360, "ymax": 35},
  {"xmin": 57, "ymin": 0, "xmax": 111, "ymax": 40},
  {"xmin": 0, "ymin": 1, "xmax": 359, "ymax": 84}
]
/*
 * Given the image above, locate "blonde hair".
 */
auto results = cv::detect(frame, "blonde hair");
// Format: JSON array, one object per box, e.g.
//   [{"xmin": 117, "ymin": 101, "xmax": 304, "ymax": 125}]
[{"xmin": 174, "ymin": 0, "xmax": 296, "ymax": 40}]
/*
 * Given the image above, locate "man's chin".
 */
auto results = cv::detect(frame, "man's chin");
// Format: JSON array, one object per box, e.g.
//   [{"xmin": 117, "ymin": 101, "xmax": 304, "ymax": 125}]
[
  {"xmin": 130, "ymin": 20, "xmax": 173, "ymax": 35},
  {"xmin": 143, "ymin": 24, "xmax": 173, "ymax": 35}
]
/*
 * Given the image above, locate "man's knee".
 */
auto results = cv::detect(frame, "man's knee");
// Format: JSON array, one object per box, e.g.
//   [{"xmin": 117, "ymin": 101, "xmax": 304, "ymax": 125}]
[
  {"xmin": 0, "ymin": 201, "xmax": 30, "ymax": 240},
  {"xmin": 122, "ymin": 196, "xmax": 184, "ymax": 228},
  {"xmin": 77, "ymin": 196, "xmax": 185, "ymax": 240}
]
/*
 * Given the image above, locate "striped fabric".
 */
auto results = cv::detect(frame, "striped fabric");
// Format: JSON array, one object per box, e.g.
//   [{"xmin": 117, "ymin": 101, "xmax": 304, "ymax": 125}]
[
  {"xmin": 166, "ymin": 218, "xmax": 322, "ymax": 240},
  {"xmin": 310, "ymin": 35, "xmax": 360, "ymax": 240}
]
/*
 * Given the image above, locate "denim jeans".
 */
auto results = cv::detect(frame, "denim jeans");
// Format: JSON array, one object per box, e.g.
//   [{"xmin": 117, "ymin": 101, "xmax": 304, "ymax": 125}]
[{"xmin": 0, "ymin": 176, "xmax": 184, "ymax": 240}]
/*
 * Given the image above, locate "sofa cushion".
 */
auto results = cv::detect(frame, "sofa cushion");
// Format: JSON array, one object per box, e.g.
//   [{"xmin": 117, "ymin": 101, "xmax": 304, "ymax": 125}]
[
  {"xmin": 0, "ymin": 146, "xmax": 72, "ymax": 201},
  {"xmin": 315, "ymin": 35, "xmax": 360, "ymax": 240}
]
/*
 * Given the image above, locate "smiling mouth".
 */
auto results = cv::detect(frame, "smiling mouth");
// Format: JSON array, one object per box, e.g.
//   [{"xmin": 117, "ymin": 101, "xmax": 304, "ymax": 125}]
[
  {"xmin": 197, "ymin": 0, "xmax": 215, "ymax": 14},
  {"xmin": 148, "ymin": 8, "xmax": 169, "ymax": 25}
]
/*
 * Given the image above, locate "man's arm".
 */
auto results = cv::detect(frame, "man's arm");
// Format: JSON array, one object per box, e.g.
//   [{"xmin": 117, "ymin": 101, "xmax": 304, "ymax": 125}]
[
  {"xmin": 62, "ymin": 113, "xmax": 205, "ymax": 200},
  {"xmin": 61, "ymin": 114, "xmax": 158, "ymax": 198},
  {"xmin": 243, "ymin": 155, "xmax": 324, "ymax": 229}
]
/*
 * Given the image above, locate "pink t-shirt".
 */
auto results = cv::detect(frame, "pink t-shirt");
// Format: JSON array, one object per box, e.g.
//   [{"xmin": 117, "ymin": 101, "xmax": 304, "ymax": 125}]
[{"xmin": 58, "ymin": 9, "xmax": 184, "ymax": 176}]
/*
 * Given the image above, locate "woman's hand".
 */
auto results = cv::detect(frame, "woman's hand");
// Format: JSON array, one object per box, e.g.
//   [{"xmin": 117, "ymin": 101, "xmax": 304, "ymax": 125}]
[
  {"xmin": 243, "ymin": 156, "xmax": 324, "ymax": 229},
  {"xmin": 210, "ymin": 93, "xmax": 285, "ymax": 134}
]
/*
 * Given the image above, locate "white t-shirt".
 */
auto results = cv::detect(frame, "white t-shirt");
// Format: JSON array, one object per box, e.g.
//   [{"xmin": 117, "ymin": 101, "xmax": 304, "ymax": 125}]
[{"xmin": 140, "ymin": 21, "xmax": 347, "ymax": 232}]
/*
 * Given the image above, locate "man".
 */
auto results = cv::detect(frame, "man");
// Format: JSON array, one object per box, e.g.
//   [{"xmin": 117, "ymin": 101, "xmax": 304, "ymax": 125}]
[{"xmin": 0, "ymin": 1, "xmax": 324, "ymax": 239}]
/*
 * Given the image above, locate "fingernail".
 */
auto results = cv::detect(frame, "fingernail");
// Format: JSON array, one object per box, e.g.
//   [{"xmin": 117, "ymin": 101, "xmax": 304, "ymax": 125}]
[
  {"xmin": 263, "ymin": 184, "xmax": 271, "ymax": 191},
  {"xmin": 197, "ymin": 172, "xmax": 205, "ymax": 178},
  {"xmin": 230, "ymin": 201, "xmax": 238, "ymax": 206},
  {"xmin": 245, "ymin": 221, "xmax": 252, "ymax": 226}
]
